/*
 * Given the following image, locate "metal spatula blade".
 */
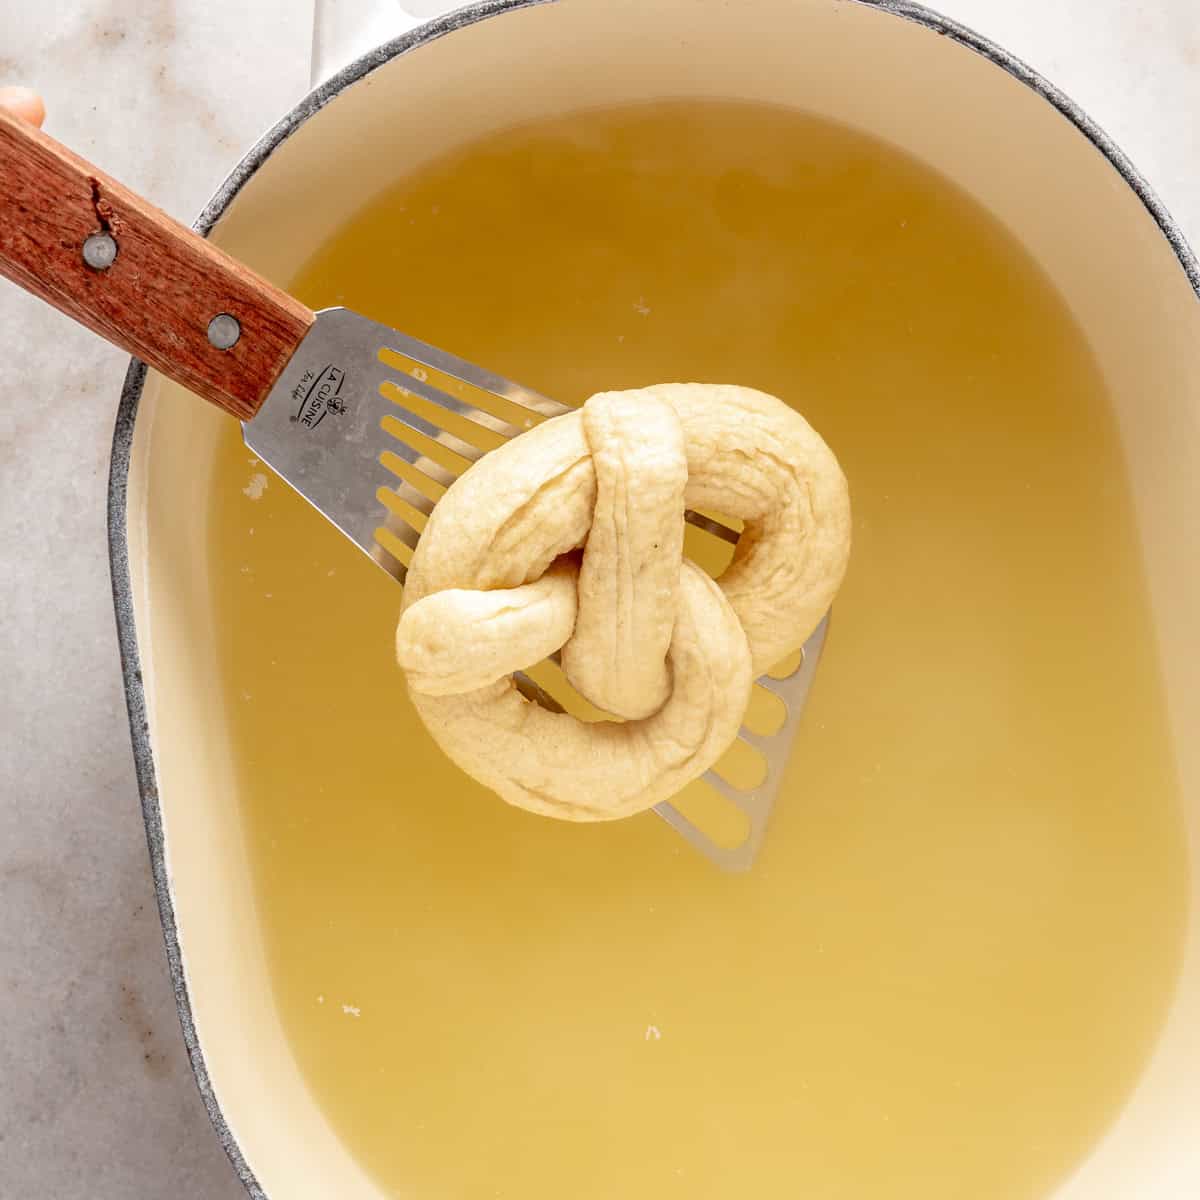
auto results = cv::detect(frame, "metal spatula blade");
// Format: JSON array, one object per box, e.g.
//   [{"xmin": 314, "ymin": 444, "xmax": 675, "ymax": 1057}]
[{"xmin": 246, "ymin": 308, "xmax": 828, "ymax": 871}]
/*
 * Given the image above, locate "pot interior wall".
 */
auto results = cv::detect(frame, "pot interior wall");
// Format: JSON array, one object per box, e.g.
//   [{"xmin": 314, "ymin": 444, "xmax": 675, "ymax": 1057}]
[{"xmin": 125, "ymin": 1, "xmax": 1200, "ymax": 1195}]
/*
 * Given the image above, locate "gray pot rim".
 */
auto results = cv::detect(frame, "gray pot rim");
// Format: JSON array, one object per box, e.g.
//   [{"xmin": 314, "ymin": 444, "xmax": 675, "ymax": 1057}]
[{"xmin": 105, "ymin": 2, "xmax": 1200, "ymax": 1196}]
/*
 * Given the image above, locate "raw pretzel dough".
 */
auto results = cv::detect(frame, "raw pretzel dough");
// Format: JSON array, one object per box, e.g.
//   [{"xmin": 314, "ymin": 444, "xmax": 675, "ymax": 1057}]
[{"xmin": 397, "ymin": 383, "xmax": 851, "ymax": 821}]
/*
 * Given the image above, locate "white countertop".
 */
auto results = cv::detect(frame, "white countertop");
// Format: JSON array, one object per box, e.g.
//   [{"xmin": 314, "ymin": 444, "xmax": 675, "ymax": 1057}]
[{"xmin": 0, "ymin": 2, "xmax": 1196, "ymax": 1196}]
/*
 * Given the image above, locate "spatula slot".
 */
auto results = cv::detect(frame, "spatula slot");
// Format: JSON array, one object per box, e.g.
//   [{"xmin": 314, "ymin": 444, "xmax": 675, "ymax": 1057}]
[
  {"xmin": 376, "ymin": 455, "xmax": 448, "ymax": 509},
  {"xmin": 370, "ymin": 532, "xmax": 410, "ymax": 585},
  {"xmin": 378, "ymin": 345, "xmax": 555, "ymax": 433},
  {"xmin": 380, "ymin": 376, "xmax": 514, "ymax": 452},
  {"xmin": 712, "ymin": 737, "xmax": 770, "ymax": 792},
  {"xmin": 658, "ymin": 780, "xmax": 753, "ymax": 851},
  {"xmin": 375, "ymin": 486, "xmax": 428, "ymax": 535},
  {"xmin": 379, "ymin": 415, "xmax": 476, "ymax": 476},
  {"xmin": 742, "ymin": 685, "xmax": 788, "ymax": 736}
]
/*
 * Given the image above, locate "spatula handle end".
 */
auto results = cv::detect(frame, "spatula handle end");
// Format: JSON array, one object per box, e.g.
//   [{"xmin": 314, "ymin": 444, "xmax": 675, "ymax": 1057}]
[{"xmin": 0, "ymin": 108, "xmax": 314, "ymax": 421}]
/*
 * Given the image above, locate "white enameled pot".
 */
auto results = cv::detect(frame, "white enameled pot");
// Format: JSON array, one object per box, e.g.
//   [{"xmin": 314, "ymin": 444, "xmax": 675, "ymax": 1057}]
[{"xmin": 109, "ymin": 3, "xmax": 1200, "ymax": 1196}]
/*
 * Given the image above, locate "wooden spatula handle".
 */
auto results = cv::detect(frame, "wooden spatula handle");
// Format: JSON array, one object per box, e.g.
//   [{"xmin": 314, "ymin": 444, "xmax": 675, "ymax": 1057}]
[{"xmin": 0, "ymin": 108, "xmax": 314, "ymax": 421}]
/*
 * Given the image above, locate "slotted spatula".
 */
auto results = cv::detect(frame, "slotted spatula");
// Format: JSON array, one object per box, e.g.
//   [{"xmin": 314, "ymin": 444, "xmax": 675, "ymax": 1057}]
[{"xmin": 0, "ymin": 108, "xmax": 827, "ymax": 871}]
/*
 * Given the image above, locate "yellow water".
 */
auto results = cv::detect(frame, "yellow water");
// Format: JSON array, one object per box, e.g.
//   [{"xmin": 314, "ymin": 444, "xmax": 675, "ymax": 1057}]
[{"xmin": 208, "ymin": 102, "xmax": 1188, "ymax": 1199}]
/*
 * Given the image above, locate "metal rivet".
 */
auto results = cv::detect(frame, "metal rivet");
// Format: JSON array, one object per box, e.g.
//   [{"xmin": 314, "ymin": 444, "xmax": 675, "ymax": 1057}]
[
  {"xmin": 207, "ymin": 312, "xmax": 241, "ymax": 350},
  {"xmin": 82, "ymin": 232, "xmax": 118, "ymax": 271}
]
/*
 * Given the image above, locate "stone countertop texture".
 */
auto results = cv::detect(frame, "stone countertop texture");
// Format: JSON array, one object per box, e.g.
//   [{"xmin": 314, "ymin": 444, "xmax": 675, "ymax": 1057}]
[{"xmin": 0, "ymin": 1, "xmax": 1197, "ymax": 1196}]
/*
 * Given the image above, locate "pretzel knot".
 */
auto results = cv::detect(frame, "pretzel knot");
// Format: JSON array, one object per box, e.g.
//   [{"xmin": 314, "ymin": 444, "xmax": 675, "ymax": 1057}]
[{"xmin": 397, "ymin": 384, "xmax": 851, "ymax": 822}]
